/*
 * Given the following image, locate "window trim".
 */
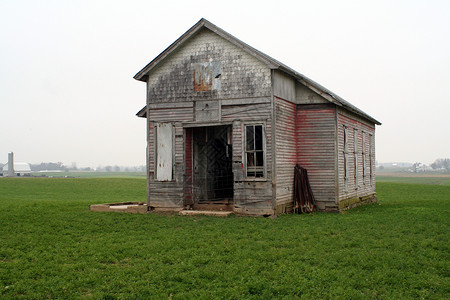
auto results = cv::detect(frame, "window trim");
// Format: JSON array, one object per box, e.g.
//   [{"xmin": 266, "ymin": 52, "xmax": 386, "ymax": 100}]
[{"xmin": 243, "ymin": 122, "xmax": 266, "ymax": 180}]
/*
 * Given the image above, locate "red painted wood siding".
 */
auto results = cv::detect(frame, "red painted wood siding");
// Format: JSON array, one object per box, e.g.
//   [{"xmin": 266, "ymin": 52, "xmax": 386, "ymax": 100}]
[{"xmin": 296, "ymin": 106, "xmax": 337, "ymax": 209}]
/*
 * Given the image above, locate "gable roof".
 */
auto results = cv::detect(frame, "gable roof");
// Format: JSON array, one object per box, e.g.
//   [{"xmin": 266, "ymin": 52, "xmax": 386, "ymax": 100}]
[{"xmin": 134, "ymin": 18, "xmax": 381, "ymax": 125}]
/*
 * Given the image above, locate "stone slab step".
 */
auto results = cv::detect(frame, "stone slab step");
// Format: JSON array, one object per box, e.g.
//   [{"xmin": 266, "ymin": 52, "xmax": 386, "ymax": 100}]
[
  {"xmin": 178, "ymin": 210, "xmax": 233, "ymax": 217},
  {"xmin": 192, "ymin": 203, "xmax": 233, "ymax": 211}
]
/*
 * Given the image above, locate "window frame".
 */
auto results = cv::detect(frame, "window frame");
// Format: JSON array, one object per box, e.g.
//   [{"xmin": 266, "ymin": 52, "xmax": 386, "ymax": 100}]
[{"xmin": 243, "ymin": 122, "xmax": 266, "ymax": 180}]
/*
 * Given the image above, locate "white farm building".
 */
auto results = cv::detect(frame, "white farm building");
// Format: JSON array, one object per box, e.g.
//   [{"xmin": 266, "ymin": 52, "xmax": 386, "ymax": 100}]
[{"xmin": 2, "ymin": 162, "xmax": 31, "ymax": 176}]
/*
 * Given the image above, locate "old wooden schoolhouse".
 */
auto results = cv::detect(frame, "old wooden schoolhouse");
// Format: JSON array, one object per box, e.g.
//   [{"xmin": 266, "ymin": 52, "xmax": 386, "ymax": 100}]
[{"xmin": 134, "ymin": 19, "xmax": 381, "ymax": 215}]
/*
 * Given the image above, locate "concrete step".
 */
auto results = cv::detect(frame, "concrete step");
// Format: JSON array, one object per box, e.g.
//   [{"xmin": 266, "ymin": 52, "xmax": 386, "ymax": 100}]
[
  {"xmin": 179, "ymin": 210, "xmax": 233, "ymax": 217},
  {"xmin": 192, "ymin": 203, "xmax": 233, "ymax": 211}
]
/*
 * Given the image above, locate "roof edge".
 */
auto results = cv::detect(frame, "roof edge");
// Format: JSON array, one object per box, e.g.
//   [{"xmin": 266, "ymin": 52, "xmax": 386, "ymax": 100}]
[
  {"xmin": 277, "ymin": 66, "xmax": 381, "ymax": 125},
  {"xmin": 136, "ymin": 106, "xmax": 147, "ymax": 118}
]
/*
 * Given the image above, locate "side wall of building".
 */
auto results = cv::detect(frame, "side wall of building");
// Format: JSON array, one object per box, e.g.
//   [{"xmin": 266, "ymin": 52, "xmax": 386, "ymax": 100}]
[
  {"xmin": 273, "ymin": 74, "xmax": 340, "ymax": 213},
  {"xmin": 336, "ymin": 108, "xmax": 376, "ymax": 209}
]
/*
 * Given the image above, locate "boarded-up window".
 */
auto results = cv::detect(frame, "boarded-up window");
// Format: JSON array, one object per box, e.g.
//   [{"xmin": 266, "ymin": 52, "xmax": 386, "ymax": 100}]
[
  {"xmin": 343, "ymin": 126, "xmax": 349, "ymax": 191},
  {"xmin": 354, "ymin": 129, "xmax": 358, "ymax": 189},
  {"xmin": 245, "ymin": 124, "xmax": 264, "ymax": 177},
  {"xmin": 156, "ymin": 123, "xmax": 173, "ymax": 181},
  {"xmin": 369, "ymin": 134, "xmax": 373, "ymax": 185},
  {"xmin": 194, "ymin": 62, "xmax": 221, "ymax": 91},
  {"xmin": 362, "ymin": 132, "xmax": 366, "ymax": 182}
]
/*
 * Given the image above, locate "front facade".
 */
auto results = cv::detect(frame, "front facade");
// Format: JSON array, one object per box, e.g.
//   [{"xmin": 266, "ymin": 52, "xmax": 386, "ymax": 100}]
[{"xmin": 135, "ymin": 19, "xmax": 381, "ymax": 215}]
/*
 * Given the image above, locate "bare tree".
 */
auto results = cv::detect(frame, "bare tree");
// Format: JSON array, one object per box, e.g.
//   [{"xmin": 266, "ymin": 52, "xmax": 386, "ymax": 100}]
[{"xmin": 431, "ymin": 158, "xmax": 450, "ymax": 171}]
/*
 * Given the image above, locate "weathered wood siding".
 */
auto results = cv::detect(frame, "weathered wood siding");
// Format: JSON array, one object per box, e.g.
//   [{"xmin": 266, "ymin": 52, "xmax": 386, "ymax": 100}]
[
  {"xmin": 146, "ymin": 28, "xmax": 271, "ymax": 103},
  {"xmin": 143, "ymin": 25, "xmax": 275, "ymax": 212},
  {"xmin": 273, "ymin": 70, "xmax": 295, "ymax": 102},
  {"xmin": 295, "ymin": 83, "xmax": 329, "ymax": 105},
  {"xmin": 296, "ymin": 104, "xmax": 337, "ymax": 210},
  {"xmin": 184, "ymin": 128, "xmax": 193, "ymax": 205},
  {"xmin": 147, "ymin": 107, "xmax": 193, "ymax": 209},
  {"xmin": 275, "ymin": 97, "xmax": 297, "ymax": 212},
  {"xmin": 138, "ymin": 22, "xmax": 380, "ymax": 214},
  {"xmin": 225, "ymin": 101, "xmax": 274, "ymax": 215},
  {"xmin": 148, "ymin": 123, "xmax": 155, "ymax": 173},
  {"xmin": 337, "ymin": 108, "xmax": 376, "ymax": 205}
]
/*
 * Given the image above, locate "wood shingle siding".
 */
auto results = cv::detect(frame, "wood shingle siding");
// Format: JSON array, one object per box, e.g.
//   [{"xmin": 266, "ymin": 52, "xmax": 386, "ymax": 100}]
[{"xmin": 146, "ymin": 29, "xmax": 272, "ymax": 103}]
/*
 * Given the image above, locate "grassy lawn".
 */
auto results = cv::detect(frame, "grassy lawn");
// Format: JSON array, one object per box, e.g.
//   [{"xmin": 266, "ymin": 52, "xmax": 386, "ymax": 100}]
[{"xmin": 0, "ymin": 178, "xmax": 449, "ymax": 298}]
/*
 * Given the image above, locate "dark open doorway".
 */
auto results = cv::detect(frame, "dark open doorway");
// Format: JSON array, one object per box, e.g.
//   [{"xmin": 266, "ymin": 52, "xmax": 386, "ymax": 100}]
[{"xmin": 185, "ymin": 125, "xmax": 233, "ymax": 208}]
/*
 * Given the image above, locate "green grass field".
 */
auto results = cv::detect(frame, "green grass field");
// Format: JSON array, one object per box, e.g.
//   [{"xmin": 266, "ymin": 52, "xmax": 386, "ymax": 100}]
[
  {"xmin": 30, "ymin": 171, "xmax": 146, "ymax": 178},
  {"xmin": 377, "ymin": 172, "xmax": 450, "ymax": 186},
  {"xmin": 0, "ymin": 177, "xmax": 449, "ymax": 299}
]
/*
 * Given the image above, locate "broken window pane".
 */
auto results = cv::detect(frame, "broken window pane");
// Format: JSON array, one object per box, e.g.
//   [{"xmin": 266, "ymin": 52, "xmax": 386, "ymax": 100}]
[
  {"xmin": 247, "ymin": 152, "xmax": 255, "ymax": 167},
  {"xmin": 246, "ymin": 126, "xmax": 254, "ymax": 151},
  {"xmin": 256, "ymin": 151, "xmax": 264, "ymax": 167},
  {"xmin": 255, "ymin": 125, "xmax": 263, "ymax": 150}
]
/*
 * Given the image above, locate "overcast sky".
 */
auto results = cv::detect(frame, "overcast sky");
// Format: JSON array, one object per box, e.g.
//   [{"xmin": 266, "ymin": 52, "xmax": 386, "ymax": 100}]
[{"xmin": 1, "ymin": 0, "xmax": 449, "ymax": 167}]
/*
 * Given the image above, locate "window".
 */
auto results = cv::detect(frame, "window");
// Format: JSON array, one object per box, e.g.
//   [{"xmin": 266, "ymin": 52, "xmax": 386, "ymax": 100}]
[
  {"xmin": 369, "ymin": 134, "xmax": 373, "ymax": 185},
  {"xmin": 245, "ymin": 124, "xmax": 264, "ymax": 177},
  {"xmin": 156, "ymin": 123, "xmax": 173, "ymax": 181},
  {"xmin": 354, "ymin": 129, "xmax": 358, "ymax": 189},
  {"xmin": 343, "ymin": 126, "xmax": 349, "ymax": 190},
  {"xmin": 362, "ymin": 132, "xmax": 366, "ymax": 182}
]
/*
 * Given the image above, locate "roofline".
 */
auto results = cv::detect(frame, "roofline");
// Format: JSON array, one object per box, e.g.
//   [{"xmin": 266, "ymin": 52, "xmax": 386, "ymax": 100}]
[
  {"xmin": 136, "ymin": 106, "xmax": 146, "ymax": 118},
  {"xmin": 134, "ymin": 18, "xmax": 381, "ymax": 125},
  {"xmin": 133, "ymin": 18, "xmax": 281, "ymax": 82}
]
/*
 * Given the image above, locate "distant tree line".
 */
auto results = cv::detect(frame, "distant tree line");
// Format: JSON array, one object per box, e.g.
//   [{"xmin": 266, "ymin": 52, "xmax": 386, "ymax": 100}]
[
  {"xmin": 29, "ymin": 162, "xmax": 146, "ymax": 172},
  {"xmin": 95, "ymin": 165, "xmax": 146, "ymax": 172},
  {"xmin": 431, "ymin": 158, "xmax": 450, "ymax": 171},
  {"xmin": 30, "ymin": 162, "xmax": 68, "ymax": 172}
]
